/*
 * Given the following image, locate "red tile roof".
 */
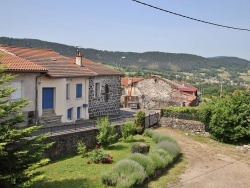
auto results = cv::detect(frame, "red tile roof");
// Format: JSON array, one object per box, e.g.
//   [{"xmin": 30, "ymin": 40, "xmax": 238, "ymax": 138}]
[
  {"xmin": 0, "ymin": 45, "xmax": 124, "ymax": 78},
  {"xmin": 0, "ymin": 47, "xmax": 48, "ymax": 72},
  {"xmin": 121, "ymin": 77, "xmax": 144, "ymax": 86}
]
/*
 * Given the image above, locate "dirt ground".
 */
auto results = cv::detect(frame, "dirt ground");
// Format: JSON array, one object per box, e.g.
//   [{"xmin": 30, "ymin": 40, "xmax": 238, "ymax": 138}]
[{"xmin": 156, "ymin": 127, "xmax": 250, "ymax": 188}]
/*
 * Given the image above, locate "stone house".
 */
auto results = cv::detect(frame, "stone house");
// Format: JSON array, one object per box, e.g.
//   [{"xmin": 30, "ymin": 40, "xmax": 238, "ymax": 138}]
[
  {"xmin": 0, "ymin": 45, "xmax": 123, "ymax": 126},
  {"xmin": 121, "ymin": 76, "xmax": 198, "ymax": 109}
]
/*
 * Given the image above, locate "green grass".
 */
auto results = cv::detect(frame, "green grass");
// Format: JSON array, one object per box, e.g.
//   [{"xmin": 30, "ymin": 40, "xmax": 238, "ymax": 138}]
[{"xmin": 31, "ymin": 135, "xmax": 155, "ymax": 188}]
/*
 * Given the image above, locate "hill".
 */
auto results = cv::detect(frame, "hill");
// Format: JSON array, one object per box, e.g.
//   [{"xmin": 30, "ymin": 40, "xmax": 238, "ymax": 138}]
[{"xmin": 0, "ymin": 37, "xmax": 249, "ymax": 78}]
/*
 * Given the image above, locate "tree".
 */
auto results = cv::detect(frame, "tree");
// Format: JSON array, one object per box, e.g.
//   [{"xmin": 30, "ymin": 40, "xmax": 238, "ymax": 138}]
[
  {"xmin": 0, "ymin": 69, "xmax": 52, "ymax": 187},
  {"xmin": 199, "ymin": 92, "xmax": 250, "ymax": 144}
]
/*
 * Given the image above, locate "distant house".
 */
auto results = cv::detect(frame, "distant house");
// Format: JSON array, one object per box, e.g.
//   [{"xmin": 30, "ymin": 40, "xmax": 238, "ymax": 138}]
[
  {"xmin": 0, "ymin": 45, "xmax": 123, "ymax": 126},
  {"xmin": 121, "ymin": 75, "xmax": 198, "ymax": 109}
]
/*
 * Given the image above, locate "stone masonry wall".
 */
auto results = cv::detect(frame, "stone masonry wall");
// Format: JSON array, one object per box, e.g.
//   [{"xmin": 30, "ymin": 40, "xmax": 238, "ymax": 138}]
[
  {"xmin": 160, "ymin": 117, "xmax": 206, "ymax": 133},
  {"xmin": 44, "ymin": 125, "xmax": 122, "ymax": 160},
  {"xmin": 133, "ymin": 78, "xmax": 185, "ymax": 108},
  {"xmin": 88, "ymin": 76, "xmax": 121, "ymax": 117}
]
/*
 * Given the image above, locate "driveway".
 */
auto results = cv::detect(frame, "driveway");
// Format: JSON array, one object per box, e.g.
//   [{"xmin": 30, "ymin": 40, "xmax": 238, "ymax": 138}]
[{"xmin": 156, "ymin": 127, "xmax": 250, "ymax": 188}]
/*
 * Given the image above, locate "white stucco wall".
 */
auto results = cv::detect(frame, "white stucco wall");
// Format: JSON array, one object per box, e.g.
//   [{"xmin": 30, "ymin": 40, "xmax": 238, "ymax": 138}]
[
  {"xmin": 38, "ymin": 76, "xmax": 89, "ymax": 123},
  {"xmin": 11, "ymin": 73, "xmax": 39, "ymax": 112}
]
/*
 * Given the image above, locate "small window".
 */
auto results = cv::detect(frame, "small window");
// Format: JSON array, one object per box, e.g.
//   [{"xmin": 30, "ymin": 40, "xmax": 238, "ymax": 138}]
[
  {"xmin": 77, "ymin": 107, "xmax": 81, "ymax": 119},
  {"xmin": 66, "ymin": 83, "xmax": 70, "ymax": 100},
  {"xmin": 95, "ymin": 82, "xmax": 101, "ymax": 98},
  {"xmin": 67, "ymin": 108, "xmax": 73, "ymax": 120},
  {"xmin": 11, "ymin": 81, "xmax": 22, "ymax": 99},
  {"xmin": 76, "ymin": 84, "xmax": 82, "ymax": 98},
  {"xmin": 105, "ymin": 84, "xmax": 109, "ymax": 102}
]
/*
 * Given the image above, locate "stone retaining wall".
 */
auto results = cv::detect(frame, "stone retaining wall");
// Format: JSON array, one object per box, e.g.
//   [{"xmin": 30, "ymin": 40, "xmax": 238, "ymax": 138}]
[
  {"xmin": 160, "ymin": 117, "xmax": 206, "ymax": 133},
  {"xmin": 44, "ymin": 125, "xmax": 122, "ymax": 160}
]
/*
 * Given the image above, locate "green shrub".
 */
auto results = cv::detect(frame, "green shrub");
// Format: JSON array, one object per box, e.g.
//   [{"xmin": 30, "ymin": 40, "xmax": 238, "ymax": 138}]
[
  {"xmin": 127, "ymin": 153, "xmax": 156, "ymax": 176},
  {"xmin": 96, "ymin": 116, "xmax": 117, "ymax": 148},
  {"xmin": 199, "ymin": 92, "xmax": 250, "ymax": 144},
  {"xmin": 155, "ymin": 141, "xmax": 181, "ymax": 158},
  {"xmin": 86, "ymin": 145, "xmax": 113, "ymax": 164},
  {"xmin": 143, "ymin": 129, "xmax": 154, "ymax": 138},
  {"xmin": 135, "ymin": 110, "xmax": 146, "ymax": 134},
  {"xmin": 152, "ymin": 133, "xmax": 176, "ymax": 143},
  {"xmin": 101, "ymin": 159, "xmax": 147, "ymax": 187},
  {"xmin": 153, "ymin": 148, "xmax": 173, "ymax": 163},
  {"xmin": 162, "ymin": 106, "xmax": 200, "ymax": 120},
  {"xmin": 77, "ymin": 141, "xmax": 87, "ymax": 158},
  {"xmin": 131, "ymin": 142, "xmax": 150, "ymax": 154},
  {"xmin": 148, "ymin": 152, "xmax": 166, "ymax": 169},
  {"xmin": 120, "ymin": 121, "xmax": 136, "ymax": 142}
]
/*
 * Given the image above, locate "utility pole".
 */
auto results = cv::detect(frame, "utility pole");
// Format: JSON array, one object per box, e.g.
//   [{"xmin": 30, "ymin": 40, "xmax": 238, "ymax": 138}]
[{"xmin": 220, "ymin": 81, "xmax": 223, "ymax": 98}]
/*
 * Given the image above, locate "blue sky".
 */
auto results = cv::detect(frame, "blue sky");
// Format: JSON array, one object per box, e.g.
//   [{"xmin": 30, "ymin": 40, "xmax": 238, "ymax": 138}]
[{"xmin": 1, "ymin": 0, "xmax": 250, "ymax": 59}]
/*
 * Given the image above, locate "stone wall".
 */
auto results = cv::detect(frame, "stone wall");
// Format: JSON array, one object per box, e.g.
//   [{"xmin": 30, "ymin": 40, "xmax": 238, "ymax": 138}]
[
  {"xmin": 89, "ymin": 76, "xmax": 121, "ymax": 117},
  {"xmin": 132, "ymin": 77, "xmax": 189, "ymax": 109},
  {"xmin": 44, "ymin": 125, "xmax": 122, "ymax": 160},
  {"xmin": 160, "ymin": 117, "xmax": 206, "ymax": 133}
]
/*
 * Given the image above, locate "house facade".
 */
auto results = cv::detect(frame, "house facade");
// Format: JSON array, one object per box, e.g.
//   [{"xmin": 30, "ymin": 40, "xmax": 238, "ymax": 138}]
[
  {"xmin": 121, "ymin": 76, "xmax": 198, "ymax": 109},
  {"xmin": 0, "ymin": 45, "xmax": 123, "ymax": 126}
]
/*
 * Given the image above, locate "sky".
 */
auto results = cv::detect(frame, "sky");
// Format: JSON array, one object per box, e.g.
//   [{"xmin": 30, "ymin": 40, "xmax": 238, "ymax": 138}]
[{"xmin": 1, "ymin": 0, "xmax": 250, "ymax": 59}]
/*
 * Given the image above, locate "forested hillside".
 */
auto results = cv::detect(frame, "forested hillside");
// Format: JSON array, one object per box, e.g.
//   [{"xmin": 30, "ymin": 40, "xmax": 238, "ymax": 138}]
[{"xmin": 1, "ymin": 37, "xmax": 249, "ymax": 74}]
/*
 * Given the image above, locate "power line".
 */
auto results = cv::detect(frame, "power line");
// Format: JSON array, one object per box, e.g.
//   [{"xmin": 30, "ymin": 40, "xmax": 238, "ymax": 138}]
[{"xmin": 132, "ymin": 0, "xmax": 250, "ymax": 32}]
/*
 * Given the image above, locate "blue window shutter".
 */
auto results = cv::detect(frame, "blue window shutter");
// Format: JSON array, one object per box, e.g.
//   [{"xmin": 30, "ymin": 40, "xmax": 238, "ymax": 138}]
[
  {"xmin": 67, "ymin": 108, "xmax": 72, "ymax": 120},
  {"xmin": 76, "ymin": 84, "xmax": 82, "ymax": 98},
  {"xmin": 77, "ymin": 107, "xmax": 81, "ymax": 119}
]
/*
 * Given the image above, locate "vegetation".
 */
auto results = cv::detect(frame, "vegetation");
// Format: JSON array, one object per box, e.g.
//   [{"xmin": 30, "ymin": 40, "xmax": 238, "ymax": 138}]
[
  {"xmin": 131, "ymin": 142, "xmax": 150, "ymax": 154},
  {"xmin": 135, "ymin": 110, "xmax": 146, "ymax": 134},
  {"xmin": 102, "ymin": 129, "xmax": 181, "ymax": 187},
  {"xmin": 127, "ymin": 153, "xmax": 156, "ymax": 176},
  {"xmin": 101, "ymin": 159, "xmax": 147, "ymax": 187},
  {"xmin": 0, "ymin": 71, "xmax": 52, "ymax": 187},
  {"xmin": 31, "ymin": 135, "xmax": 155, "ymax": 188},
  {"xmin": 120, "ymin": 121, "xmax": 136, "ymax": 142},
  {"xmin": 1, "ymin": 37, "xmax": 249, "ymax": 84},
  {"xmin": 199, "ymin": 91, "xmax": 250, "ymax": 144},
  {"xmin": 96, "ymin": 116, "xmax": 117, "ymax": 148}
]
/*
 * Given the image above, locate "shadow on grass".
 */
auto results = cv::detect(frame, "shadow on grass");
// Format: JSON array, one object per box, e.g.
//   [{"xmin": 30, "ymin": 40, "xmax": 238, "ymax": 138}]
[
  {"xmin": 108, "ymin": 144, "xmax": 128, "ymax": 150},
  {"xmin": 142, "ymin": 153, "xmax": 184, "ymax": 188},
  {"xmin": 31, "ymin": 178, "xmax": 95, "ymax": 188}
]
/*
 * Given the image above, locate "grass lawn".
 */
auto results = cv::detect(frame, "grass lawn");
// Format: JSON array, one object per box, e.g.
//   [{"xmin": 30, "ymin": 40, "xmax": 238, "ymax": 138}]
[{"xmin": 31, "ymin": 135, "xmax": 156, "ymax": 188}]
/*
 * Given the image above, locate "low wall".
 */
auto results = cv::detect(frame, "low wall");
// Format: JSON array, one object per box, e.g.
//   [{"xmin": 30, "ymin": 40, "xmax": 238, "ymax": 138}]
[
  {"xmin": 160, "ymin": 117, "xmax": 206, "ymax": 133},
  {"xmin": 44, "ymin": 125, "xmax": 122, "ymax": 161}
]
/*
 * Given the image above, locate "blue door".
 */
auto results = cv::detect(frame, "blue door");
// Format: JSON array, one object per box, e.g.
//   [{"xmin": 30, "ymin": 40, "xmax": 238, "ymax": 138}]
[{"xmin": 42, "ymin": 88, "xmax": 54, "ymax": 109}]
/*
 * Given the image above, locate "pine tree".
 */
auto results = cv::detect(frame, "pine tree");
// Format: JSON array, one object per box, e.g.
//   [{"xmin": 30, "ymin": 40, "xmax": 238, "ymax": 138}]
[{"xmin": 0, "ymin": 68, "xmax": 52, "ymax": 187}]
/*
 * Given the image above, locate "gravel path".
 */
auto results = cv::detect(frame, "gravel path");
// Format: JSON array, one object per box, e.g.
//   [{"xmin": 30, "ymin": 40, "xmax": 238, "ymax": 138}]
[{"xmin": 156, "ymin": 127, "xmax": 250, "ymax": 188}]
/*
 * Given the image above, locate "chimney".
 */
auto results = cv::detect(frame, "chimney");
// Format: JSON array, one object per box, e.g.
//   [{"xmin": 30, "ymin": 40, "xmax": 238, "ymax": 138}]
[{"xmin": 76, "ymin": 50, "xmax": 83, "ymax": 67}]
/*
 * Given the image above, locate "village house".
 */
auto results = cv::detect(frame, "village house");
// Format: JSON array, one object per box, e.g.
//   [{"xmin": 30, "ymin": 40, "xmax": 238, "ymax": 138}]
[
  {"xmin": 0, "ymin": 45, "xmax": 123, "ymax": 126},
  {"xmin": 121, "ymin": 75, "xmax": 198, "ymax": 109}
]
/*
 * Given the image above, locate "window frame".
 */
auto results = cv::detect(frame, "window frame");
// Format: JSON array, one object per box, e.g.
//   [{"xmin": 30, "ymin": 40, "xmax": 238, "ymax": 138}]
[
  {"xmin": 11, "ymin": 81, "xmax": 22, "ymax": 99},
  {"xmin": 67, "ymin": 108, "xmax": 73, "ymax": 120},
  {"xmin": 77, "ymin": 107, "xmax": 81, "ymax": 119},
  {"xmin": 94, "ymin": 82, "xmax": 101, "ymax": 98},
  {"xmin": 66, "ymin": 83, "xmax": 70, "ymax": 100},
  {"xmin": 76, "ymin": 83, "xmax": 82, "ymax": 98}
]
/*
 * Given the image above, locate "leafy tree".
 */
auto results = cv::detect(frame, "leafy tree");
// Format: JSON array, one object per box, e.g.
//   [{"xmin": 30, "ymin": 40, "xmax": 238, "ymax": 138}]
[
  {"xmin": 135, "ymin": 111, "xmax": 146, "ymax": 134},
  {"xmin": 0, "ymin": 71, "xmax": 52, "ymax": 187},
  {"xmin": 199, "ymin": 92, "xmax": 250, "ymax": 144}
]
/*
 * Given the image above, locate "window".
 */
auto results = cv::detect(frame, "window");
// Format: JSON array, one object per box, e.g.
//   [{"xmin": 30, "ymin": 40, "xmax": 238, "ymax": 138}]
[
  {"xmin": 95, "ymin": 82, "xmax": 101, "ymax": 98},
  {"xmin": 77, "ymin": 107, "xmax": 81, "ymax": 119},
  {"xmin": 66, "ymin": 83, "xmax": 70, "ymax": 100},
  {"xmin": 76, "ymin": 83, "xmax": 82, "ymax": 98},
  {"xmin": 11, "ymin": 81, "xmax": 22, "ymax": 99},
  {"xmin": 105, "ymin": 84, "xmax": 109, "ymax": 102},
  {"xmin": 67, "ymin": 108, "xmax": 72, "ymax": 120}
]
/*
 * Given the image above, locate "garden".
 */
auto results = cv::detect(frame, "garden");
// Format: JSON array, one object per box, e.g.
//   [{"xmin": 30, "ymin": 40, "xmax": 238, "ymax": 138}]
[{"xmin": 30, "ymin": 113, "xmax": 181, "ymax": 188}]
